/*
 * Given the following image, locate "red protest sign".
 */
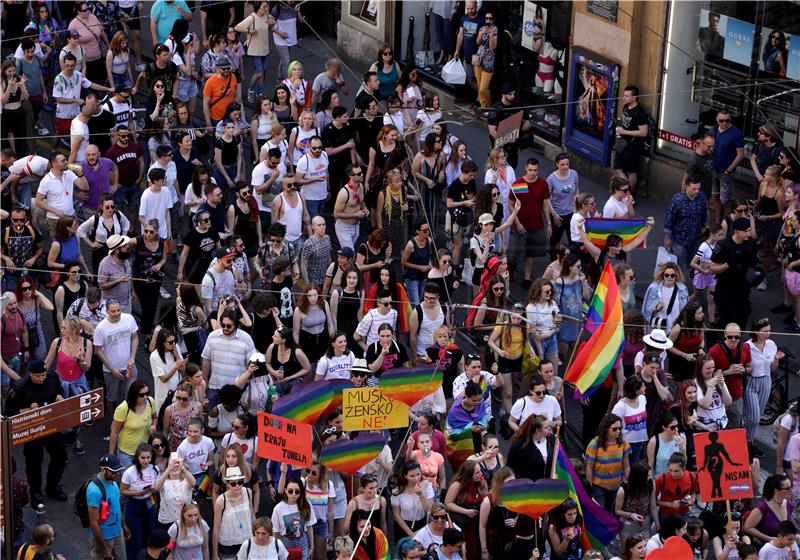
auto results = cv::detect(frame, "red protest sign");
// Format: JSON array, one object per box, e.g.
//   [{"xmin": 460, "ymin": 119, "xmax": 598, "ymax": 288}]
[
  {"xmin": 694, "ymin": 429, "xmax": 752, "ymax": 502},
  {"xmin": 256, "ymin": 412, "xmax": 313, "ymax": 469}
]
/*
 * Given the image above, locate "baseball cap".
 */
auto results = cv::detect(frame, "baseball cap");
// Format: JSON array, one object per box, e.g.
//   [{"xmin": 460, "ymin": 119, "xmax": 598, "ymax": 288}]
[
  {"xmin": 500, "ymin": 83, "xmax": 516, "ymax": 94},
  {"xmin": 99, "ymin": 454, "xmax": 124, "ymax": 472},
  {"xmin": 339, "ymin": 247, "xmax": 354, "ymax": 258},
  {"xmin": 28, "ymin": 359, "xmax": 46, "ymax": 374},
  {"xmin": 216, "ymin": 247, "xmax": 235, "ymax": 260}
]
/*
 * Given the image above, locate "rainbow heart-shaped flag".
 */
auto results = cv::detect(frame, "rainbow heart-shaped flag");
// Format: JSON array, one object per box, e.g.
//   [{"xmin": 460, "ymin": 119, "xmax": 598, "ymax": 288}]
[
  {"xmin": 320, "ymin": 433, "xmax": 385, "ymax": 475},
  {"xmin": 501, "ymin": 478, "xmax": 569, "ymax": 519},
  {"xmin": 378, "ymin": 365, "xmax": 441, "ymax": 407}
]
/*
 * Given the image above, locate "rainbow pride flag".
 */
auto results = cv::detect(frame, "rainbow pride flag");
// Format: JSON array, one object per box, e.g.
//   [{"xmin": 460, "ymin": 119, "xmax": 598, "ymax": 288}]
[
  {"xmin": 554, "ymin": 442, "xmax": 622, "ymax": 550},
  {"xmin": 196, "ymin": 473, "xmax": 212, "ymax": 493},
  {"xmin": 564, "ymin": 261, "xmax": 623, "ymax": 399},
  {"xmin": 325, "ymin": 379, "xmax": 356, "ymax": 416},
  {"xmin": 378, "ymin": 365, "xmax": 442, "ymax": 407},
  {"xmin": 510, "ymin": 178, "xmax": 529, "ymax": 195},
  {"xmin": 501, "ymin": 478, "xmax": 569, "ymax": 519},
  {"xmin": 320, "ymin": 433, "xmax": 385, "ymax": 475},
  {"xmin": 583, "ymin": 218, "xmax": 647, "ymax": 250},
  {"xmin": 445, "ymin": 396, "xmax": 489, "ymax": 471},
  {"xmin": 146, "ymin": 493, "xmax": 158, "ymax": 509},
  {"xmin": 272, "ymin": 380, "xmax": 338, "ymax": 425}
]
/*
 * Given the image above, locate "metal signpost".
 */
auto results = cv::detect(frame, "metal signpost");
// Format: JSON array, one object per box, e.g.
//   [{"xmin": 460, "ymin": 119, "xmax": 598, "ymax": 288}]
[{"xmin": 1, "ymin": 388, "xmax": 104, "ymax": 559}]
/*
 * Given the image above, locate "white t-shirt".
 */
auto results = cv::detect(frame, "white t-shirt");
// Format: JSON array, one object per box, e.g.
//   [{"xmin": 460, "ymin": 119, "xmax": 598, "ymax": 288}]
[
  {"xmin": 138, "ymin": 187, "xmax": 174, "ymax": 238},
  {"xmin": 758, "ymin": 542, "xmax": 800, "ymax": 560},
  {"xmin": 70, "ymin": 117, "xmax": 90, "ymax": 163},
  {"xmin": 316, "ymin": 353, "xmax": 355, "ymax": 380},
  {"xmin": 296, "ymin": 152, "xmax": 329, "ymax": 202},
  {"xmin": 510, "ymin": 395, "xmax": 561, "ymax": 425},
  {"xmin": 168, "ymin": 519, "xmax": 209, "ymax": 560},
  {"xmin": 37, "ymin": 170, "xmax": 79, "ymax": 219},
  {"xmin": 177, "ymin": 436, "xmax": 216, "ymax": 475},
  {"xmin": 611, "ymin": 396, "xmax": 648, "ymax": 443},
  {"xmin": 237, "ymin": 537, "xmax": 289, "ymax": 560},
  {"xmin": 390, "ymin": 482, "xmax": 435, "ymax": 522},
  {"xmin": 251, "ymin": 160, "xmax": 284, "ymax": 212},
  {"xmin": 121, "ymin": 464, "xmax": 159, "ymax": 500},
  {"xmin": 356, "ymin": 309, "xmax": 399, "ymax": 346},
  {"xmin": 200, "ymin": 267, "xmax": 236, "ymax": 310},
  {"xmin": 452, "ymin": 372, "xmax": 497, "ymax": 413},
  {"xmin": 569, "ymin": 213, "xmax": 586, "ymax": 243},
  {"xmin": 93, "ymin": 314, "xmax": 139, "ymax": 371},
  {"xmin": 149, "ymin": 161, "xmax": 179, "ymax": 205},
  {"xmin": 695, "ymin": 380, "xmax": 728, "ymax": 430},
  {"xmin": 695, "ymin": 241, "xmax": 715, "ymax": 264},
  {"xmin": 526, "ymin": 301, "xmax": 559, "ymax": 333},
  {"xmin": 414, "ymin": 522, "xmax": 462, "ymax": 550},
  {"xmin": 782, "ymin": 418, "xmax": 800, "ymax": 462},
  {"xmin": 602, "ymin": 196, "xmax": 629, "ymax": 218},
  {"xmin": 9, "ymin": 156, "xmax": 49, "ymax": 184},
  {"xmin": 221, "ymin": 432, "xmax": 257, "ymax": 463},
  {"xmin": 271, "ymin": 502, "xmax": 317, "ymax": 537},
  {"xmin": 150, "ymin": 350, "xmax": 179, "ymax": 412},
  {"xmin": 746, "ymin": 339, "xmax": 778, "ymax": 379},
  {"xmin": 53, "ymin": 71, "xmax": 92, "ymax": 119}
]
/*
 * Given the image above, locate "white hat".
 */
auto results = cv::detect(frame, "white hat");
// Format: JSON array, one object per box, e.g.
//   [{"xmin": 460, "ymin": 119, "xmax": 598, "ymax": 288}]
[
  {"xmin": 478, "ymin": 213, "xmax": 495, "ymax": 225},
  {"xmin": 350, "ymin": 358, "xmax": 372, "ymax": 376},
  {"xmin": 223, "ymin": 466, "xmax": 245, "ymax": 481},
  {"xmin": 106, "ymin": 234, "xmax": 132, "ymax": 253},
  {"xmin": 249, "ymin": 352, "xmax": 266, "ymax": 363},
  {"xmin": 643, "ymin": 329, "xmax": 673, "ymax": 350}
]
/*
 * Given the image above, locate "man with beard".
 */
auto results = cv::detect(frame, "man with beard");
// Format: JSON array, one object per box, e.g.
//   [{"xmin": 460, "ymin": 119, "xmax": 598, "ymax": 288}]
[
  {"xmin": 106, "ymin": 125, "xmax": 145, "ymax": 226},
  {"xmin": 81, "ymin": 145, "xmax": 118, "ymax": 213},
  {"xmin": 97, "ymin": 234, "xmax": 134, "ymax": 313},
  {"xmin": 1, "ymin": 207, "xmax": 44, "ymax": 292},
  {"xmin": 85, "ymin": 92, "xmax": 117, "ymax": 156}
]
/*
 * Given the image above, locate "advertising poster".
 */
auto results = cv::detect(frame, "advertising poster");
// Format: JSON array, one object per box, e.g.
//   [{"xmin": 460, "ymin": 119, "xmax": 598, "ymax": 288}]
[
  {"xmin": 760, "ymin": 27, "xmax": 791, "ymax": 77},
  {"xmin": 522, "ymin": 1, "xmax": 546, "ymax": 52},
  {"xmin": 698, "ymin": 9, "xmax": 726, "ymax": 62},
  {"xmin": 693, "ymin": 429, "xmax": 753, "ymax": 502},
  {"xmin": 565, "ymin": 50, "xmax": 619, "ymax": 165},
  {"xmin": 788, "ymin": 35, "xmax": 800, "ymax": 80},
  {"xmin": 722, "ymin": 16, "xmax": 756, "ymax": 67}
]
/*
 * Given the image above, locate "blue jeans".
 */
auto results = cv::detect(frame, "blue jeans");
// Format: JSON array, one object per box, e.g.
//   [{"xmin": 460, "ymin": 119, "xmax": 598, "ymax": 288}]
[
  {"xmin": 61, "ymin": 375, "xmax": 90, "ymax": 398},
  {"xmin": 405, "ymin": 277, "xmax": 427, "ymax": 307},
  {"xmin": 214, "ymin": 164, "xmax": 237, "ymax": 192},
  {"xmin": 124, "ymin": 496, "xmax": 156, "ymax": 560},
  {"xmin": 629, "ymin": 441, "xmax": 646, "ymax": 465},
  {"xmin": 306, "ymin": 198, "xmax": 326, "ymax": 218}
]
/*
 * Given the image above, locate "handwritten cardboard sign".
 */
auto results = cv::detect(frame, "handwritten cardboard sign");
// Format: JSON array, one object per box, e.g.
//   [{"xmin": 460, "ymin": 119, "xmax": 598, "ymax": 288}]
[
  {"xmin": 256, "ymin": 412, "xmax": 313, "ymax": 468},
  {"xmin": 494, "ymin": 110, "xmax": 524, "ymax": 149},
  {"xmin": 342, "ymin": 387, "xmax": 409, "ymax": 431},
  {"xmin": 694, "ymin": 428, "xmax": 753, "ymax": 502}
]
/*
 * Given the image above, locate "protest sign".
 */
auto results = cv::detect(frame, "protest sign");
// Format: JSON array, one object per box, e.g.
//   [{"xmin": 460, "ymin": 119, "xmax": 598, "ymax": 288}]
[
  {"xmin": 694, "ymin": 429, "xmax": 752, "ymax": 502},
  {"xmin": 256, "ymin": 412, "xmax": 313, "ymax": 468},
  {"xmin": 342, "ymin": 387, "xmax": 409, "ymax": 431}
]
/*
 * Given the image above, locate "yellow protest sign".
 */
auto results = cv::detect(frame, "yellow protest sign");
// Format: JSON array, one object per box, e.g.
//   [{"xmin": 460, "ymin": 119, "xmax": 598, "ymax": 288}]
[{"xmin": 342, "ymin": 387, "xmax": 410, "ymax": 431}]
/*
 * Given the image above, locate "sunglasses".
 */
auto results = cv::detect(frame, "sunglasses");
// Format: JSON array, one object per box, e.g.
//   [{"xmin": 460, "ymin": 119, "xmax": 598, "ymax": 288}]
[
  {"xmin": 351, "ymin": 171, "xmax": 363, "ymax": 177},
  {"xmin": 383, "ymin": 51, "xmax": 392, "ymax": 56},
  {"xmin": 380, "ymin": 301, "xmax": 392, "ymax": 307},
  {"xmin": 735, "ymin": 207, "xmax": 748, "ymax": 213},
  {"xmin": 165, "ymin": 339, "xmax": 176, "ymax": 344},
  {"xmin": 610, "ymin": 426, "xmax": 622, "ymax": 432},
  {"xmin": 21, "ymin": 285, "xmax": 32, "ymax": 291},
  {"xmin": 199, "ymin": 218, "xmax": 211, "ymax": 223},
  {"xmin": 104, "ymin": 204, "xmax": 116, "ymax": 209},
  {"xmin": 663, "ymin": 273, "xmax": 676, "ymax": 278},
  {"xmin": 12, "ymin": 218, "xmax": 27, "ymax": 223},
  {"xmin": 144, "ymin": 229, "xmax": 156, "ymax": 234},
  {"xmin": 668, "ymin": 424, "xmax": 679, "ymax": 431},
  {"xmin": 352, "ymin": 371, "xmax": 367, "ymax": 378},
  {"xmin": 152, "ymin": 443, "xmax": 164, "ymax": 449},
  {"xmin": 533, "ymin": 390, "xmax": 545, "ymax": 396},
  {"xmin": 322, "ymin": 427, "xmax": 338, "ymax": 436},
  {"xmin": 117, "ymin": 135, "xmax": 130, "ymax": 139},
  {"xmin": 174, "ymin": 396, "xmax": 188, "ymax": 402},
  {"xmin": 717, "ymin": 118, "xmax": 731, "ymax": 123},
  {"xmin": 493, "ymin": 287, "xmax": 505, "ymax": 292},
  {"xmin": 725, "ymin": 335, "xmax": 741, "ymax": 340},
  {"xmin": 139, "ymin": 392, "xmax": 150, "ymax": 397},
  {"xmin": 432, "ymin": 514, "xmax": 448, "ymax": 520},
  {"xmin": 222, "ymin": 323, "xmax": 235, "ymax": 329},
  {"xmin": 310, "ymin": 146, "xmax": 323, "ymax": 151},
  {"xmin": 285, "ymin": 488, "xmax": 300, "ymax": 494},
  {"xmin": 227, "ymin": 480, "xmax": 245, "ymax": 487}
]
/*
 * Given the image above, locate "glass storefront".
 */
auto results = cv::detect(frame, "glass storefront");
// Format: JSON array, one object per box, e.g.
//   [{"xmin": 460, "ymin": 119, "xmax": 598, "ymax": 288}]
[{"xmin": 658, "ymin": 0, "xmax": 800, "ymax": 162}]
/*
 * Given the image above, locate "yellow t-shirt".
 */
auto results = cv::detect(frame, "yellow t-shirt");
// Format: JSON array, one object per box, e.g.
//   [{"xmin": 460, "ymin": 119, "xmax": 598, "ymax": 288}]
[
  {"xmin": 493, "ymin": 325, "xmax": 524, "ymax": 359},
  {"xmin": 113, "ymin": 398, "xmax": 154, "ymax": 455}
]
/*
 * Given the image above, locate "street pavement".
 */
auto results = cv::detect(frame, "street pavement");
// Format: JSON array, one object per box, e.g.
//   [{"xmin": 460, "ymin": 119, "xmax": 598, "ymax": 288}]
[{"xmin": 7, "ymin": 17, "xmax": 800, "ymax": 558}]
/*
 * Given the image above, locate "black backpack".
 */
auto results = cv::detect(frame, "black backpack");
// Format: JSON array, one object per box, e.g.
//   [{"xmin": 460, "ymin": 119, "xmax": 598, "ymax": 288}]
[
  {"xmin": 74, "ymin": 475, "xmax": 109, "ymax": 528},
  {"xmin": 642, "ymin": 111, "xmax": 658, "ymax": 153}
]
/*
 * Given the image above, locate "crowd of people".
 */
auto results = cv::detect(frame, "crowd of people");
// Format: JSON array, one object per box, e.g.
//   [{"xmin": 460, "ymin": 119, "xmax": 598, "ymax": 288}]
[{"xmin": 3, "ymin": 1, "xmax": 800, "ymax": 560}]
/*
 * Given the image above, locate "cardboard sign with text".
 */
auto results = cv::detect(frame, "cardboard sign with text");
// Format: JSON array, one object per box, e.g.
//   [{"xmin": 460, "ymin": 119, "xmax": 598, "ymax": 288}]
[
  {"xmin": 342, "ymin": 387, "xmax": 410, "ymax": 431},
  {"xmin": 693, "ymin": 428, "xmax": 752, "ymax": 502},
  {"xmin": 494, "ymin": 111, "xmax": 524, "ymax": 149},
  {"xmin": 256, "ymin": 412, "xmax": 313, "ymax": 468}
]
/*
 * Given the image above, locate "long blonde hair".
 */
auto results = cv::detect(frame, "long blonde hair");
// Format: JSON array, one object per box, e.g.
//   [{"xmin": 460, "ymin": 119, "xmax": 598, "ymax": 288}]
[
  {"xmin": 219, "ymin": 445, "xmax": 252, "ymax": 481},
  {"xmin": 177, "ymin": 502, "xmax": 201, "ymax": 542}
]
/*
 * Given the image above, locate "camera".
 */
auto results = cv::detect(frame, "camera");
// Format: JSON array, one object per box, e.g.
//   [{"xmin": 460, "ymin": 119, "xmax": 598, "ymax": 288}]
[{"xmin": 251, "ymin": 360, "xmax": 268, "ymax": 377}]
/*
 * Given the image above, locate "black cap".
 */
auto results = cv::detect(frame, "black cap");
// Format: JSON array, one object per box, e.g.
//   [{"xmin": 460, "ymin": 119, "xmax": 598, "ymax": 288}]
[
  {"xmin": 148, "ymin": 529, "xmax": 170, "ymax": 548},
  {"xmin": 28, "ymin": 359, "xmax": 46, "ymax": 374}
]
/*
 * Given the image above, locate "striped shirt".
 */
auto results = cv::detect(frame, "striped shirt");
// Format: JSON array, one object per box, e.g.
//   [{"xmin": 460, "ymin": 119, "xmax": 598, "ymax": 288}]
[
  {"xmin": 583, "ymin": 438, "xmax": 631, "ymax": 490},
  {"xmin": 201, "ymin": 329, "xmax": 256, "ymax": 390}
]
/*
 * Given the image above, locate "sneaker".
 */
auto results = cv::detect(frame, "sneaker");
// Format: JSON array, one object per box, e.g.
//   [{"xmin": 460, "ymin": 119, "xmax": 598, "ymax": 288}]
[
  {"xmin": 36, "ymin": 126, "xmax": 50, "ymax": 136},
  {"xmin": 757, "ymin": 279, "xmax": 768, "ymax": 291},
  {"xmin": 46, "ymin": 485, "xmax": 68, "ymax": 502},
  {"xmin": 72, "ymin": 440, "xmax": 86, "ymax": 455},
  {"xmin": 772, "ymin": 303, "xmax": 793, "ymax": 313},
  {"xmin": 31, "ymin": 493, "xmax": 45, "ymax": 514},
  {"xmin": 135, "ymin": 63, "xmax": 146, "ymax": 72},
  {"xmin": 160, "ymin": 287, "xmax": 172, "ymax": 299}
]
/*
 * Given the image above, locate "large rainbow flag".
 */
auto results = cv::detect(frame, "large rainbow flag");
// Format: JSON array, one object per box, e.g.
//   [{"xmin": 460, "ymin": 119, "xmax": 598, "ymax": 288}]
[
  {"xmin": 445, "ymin": 396, "xmax": 489, "ymax": 471},
  {"xmin": 584, "ymin": 218, "xmax": 647, "ymax": 250},
  {"xmin": 564, "ymin": 261, "xmax": 623, "ymax": 399},
  {"xmin": 554, "ymin": 441, "xmax": 622, "ymax": 551}
]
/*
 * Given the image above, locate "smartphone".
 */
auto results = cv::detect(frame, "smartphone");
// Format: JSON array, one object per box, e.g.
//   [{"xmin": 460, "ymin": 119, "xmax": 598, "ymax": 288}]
[{"xmin": 170, "ymin": 452, "xmax": 180, "ymax": 463}]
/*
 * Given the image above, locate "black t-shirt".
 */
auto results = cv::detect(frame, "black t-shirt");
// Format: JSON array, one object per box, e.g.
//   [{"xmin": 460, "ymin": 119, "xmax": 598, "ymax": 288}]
[
  {"xmin": 88, "ymin": 108, "xmax": 117, "ymax": 156},
  {"xmin": 182, "ymin": 228, "xmax": 220, "ymax": 279},
  {"xmin": 618, "ymin": 103, "xmax": 649, "ymax": 144},
  {"xmin": 425, "ymin": 345, "xmax": 463, "ymax": 399},
  {"xmin": 143, "ymin": 61, "xmax": 179, "ymax": 101},
  {"xmin": 447, "ymin": 178, "xmax": 477, "ymax": 211},
  {"xmin": 321, "ymin": 122, "xmax": 355, "ymax": 165},
  {"xmin": 711, "ymin": 238, "xmax": 757, "ymax": 294},
  {"xmin": 352, "ymin": 115, "xmax": 383, "ymax": 163},
  {"xmin": 215, "ymin": 136, "xmax": 241, "ymax": 166},
  {"xmin": 685, "ymin": 152, "xmax": 714, "ymax": 198},
  {"xmin": 365, "ymin": 340, "xmax": 409, "ymax": 377},
  {"xmin": 247, "ymin": 312, "xmax": 279, "ymax": 353},
  {"xmin": 5, "ymin": 373, "xmax": 62, "ymax": 415},
  {"xmin": 357, "ymin": 242, "xmax": 387, "ymax": 285}
]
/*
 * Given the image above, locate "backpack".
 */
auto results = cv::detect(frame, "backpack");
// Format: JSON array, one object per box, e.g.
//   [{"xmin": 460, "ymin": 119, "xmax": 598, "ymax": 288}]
[
  {"xmin": 413, "ymin": 303, "xmax": 449, "ymax": 334},
  {"xmin": 3, "ymin": 223, "xmax": 36, "ymax": 247},
  {"xmin": 773, "ymin": 411, "xmax": 800, "ymax": 445},
  {"xmin": 74, "ymin": 475, "xmax": 109, "ymax": 528},
  {"xmin": 87, "ymin": 211, "xmax": 125, "ymax": 243},
  {"xmin": 642, "ymin": 111, "xmax": 658, "ymax": 153},
  {"xmin": 244, "ymin": 535, "xmax": 279, "ymax": 557}
]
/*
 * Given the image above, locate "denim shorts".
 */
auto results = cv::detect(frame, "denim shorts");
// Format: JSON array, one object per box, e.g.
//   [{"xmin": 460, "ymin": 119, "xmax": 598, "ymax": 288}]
[
  {"xmin": 112, "ymin": 73, "xmax": 133, "ymax": 90},
  {"xmin": 176, "ymin": 79, "xmax": 198, "ymax": 102},
  {"xmin": 250, "ymin": 55, "xmax": 269, "ymax": 73},
  {"xmin": 539, "ymin": 334, "xmax": 558, "ymax": 356},
  {"xmin": 312, "ymin": 519, "xmax": 329, "ymax": 539}
]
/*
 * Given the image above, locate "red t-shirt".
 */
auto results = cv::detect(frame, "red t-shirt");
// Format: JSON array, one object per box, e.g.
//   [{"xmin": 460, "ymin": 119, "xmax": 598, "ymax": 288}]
[
  {"xmin": 655, "ymin": 470, "xmax": 699, "ymax": 516},
  {"xmin": 708, "ymin": 342, "xmax": 752, "ymax": 402},
  {"xmin": 1, "ymin": 311, "xmax": 26, "ymax": 359},
  {"xmin": 509, "ymin": 176, "xmax": 550, "ymax": 231}
]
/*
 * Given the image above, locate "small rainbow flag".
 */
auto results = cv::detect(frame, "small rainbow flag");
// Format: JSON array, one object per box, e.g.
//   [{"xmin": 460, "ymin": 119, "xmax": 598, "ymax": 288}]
[
  {"xmin": 320, "ymin": 433, "xmax": 385, "ymax": 475},
  {"xmin": 554, "ymin": 442, "xmax": 622, "ymax": 550},
  {"xmin": 510, "ymin": 178, "xmax": 529, "ymax": 195},
  {"xmin": 378, "ymin": 365, "xmax": 442, "ymax": 407},
  {"xmin": 564, "ymin": 261, "xmax": 624, "ymax": 399},
  {"xmin": 272, "ymin": 380, "xmax": 337, "ymax": 425},
  {"xmin": 146, "ymin": 493, "xmax": 158, "ymax": 509},
  {"xmin": 583, "ymin": 218, "xmax": 647, "ymax": 250},
  {"xmin": 196, "ymin": 473, "xmax": 212, "ymax": 493},
  {"xmin": 501, "ymin": 478, "xmax": 569, "ymax": 519}
]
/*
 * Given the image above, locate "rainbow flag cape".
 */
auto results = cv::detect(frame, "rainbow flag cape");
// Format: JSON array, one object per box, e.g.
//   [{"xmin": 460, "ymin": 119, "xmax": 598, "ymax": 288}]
[
  {"xmin": 554, "ymin": 442, "xmax": 622, "ymax": 551},
  {"xmin": 378, "ymin": 365, "xmax": 442, "ymax": 407},
  {"xmin": 445, "ymin": 396, "xmax": 489, "ymax": 471},
  {"xmin": 501, "ymin": 478, "xmax": 569, "ymax": 519},
  {"xmin": 272, "ymin": 380, "xmax": 338, "ymax": 425},
  {"xmin": 510, "ymin": 178, "xmax": 529, "ymax": 195},
  {"xmin": 583, "ymin": 218, "xmax": 647, "ymax": 250},
  {"xmin": 320, "ymin": 433, "xmax": 385, "ymax": 475},
  {"xmin": 564, "ymin": 261, "xmax": 623, "ymax": 399}
]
